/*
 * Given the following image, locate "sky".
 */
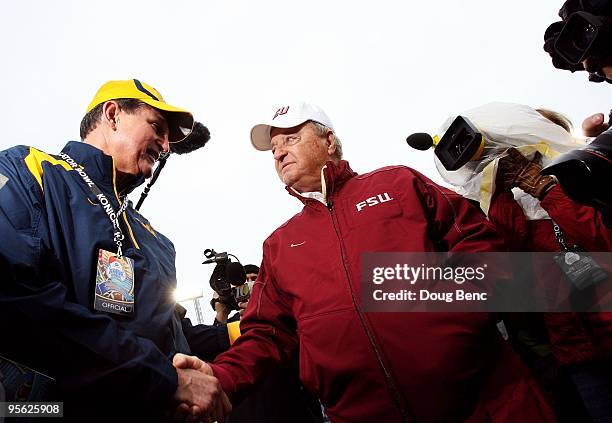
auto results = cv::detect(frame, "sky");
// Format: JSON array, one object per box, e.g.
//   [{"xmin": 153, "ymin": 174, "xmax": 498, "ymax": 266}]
[{"xmin": 1, "ymin": 0, "xmax": 611, "ymax": 323}]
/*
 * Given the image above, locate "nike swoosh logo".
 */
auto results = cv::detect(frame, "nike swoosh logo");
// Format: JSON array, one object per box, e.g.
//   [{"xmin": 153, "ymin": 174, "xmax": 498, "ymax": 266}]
[{"xmin": 290, "ymin": 241, "xmax": 306, "ymax": 247}]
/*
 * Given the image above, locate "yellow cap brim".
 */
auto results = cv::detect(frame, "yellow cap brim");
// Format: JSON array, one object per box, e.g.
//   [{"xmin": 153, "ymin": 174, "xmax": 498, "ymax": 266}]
[
  {"xmin": 139, "ymin": 98, "xmax": 194, "ymax": 143},
  {"xmin": 86, "ymin": 79, "xmax": 194, "ymax": 143}
]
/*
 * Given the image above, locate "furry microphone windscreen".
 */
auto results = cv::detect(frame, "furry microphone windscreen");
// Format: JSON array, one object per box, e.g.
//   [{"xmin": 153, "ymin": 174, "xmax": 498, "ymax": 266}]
[{"xmin": 170, "ymin": 121, "xmax": 211, "ymax": 155}]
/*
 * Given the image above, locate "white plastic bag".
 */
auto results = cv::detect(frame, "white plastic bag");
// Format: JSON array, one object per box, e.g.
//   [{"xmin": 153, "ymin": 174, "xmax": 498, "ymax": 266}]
[{"xmin": 433, "ymin": 102, "xmax": 586, "ymax": 219}]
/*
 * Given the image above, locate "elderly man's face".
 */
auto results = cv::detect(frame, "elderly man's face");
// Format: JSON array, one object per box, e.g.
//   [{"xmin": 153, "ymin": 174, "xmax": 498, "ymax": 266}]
[
  {"xmin": 111, "ymin": 105, "xmax": 169, "ymax": 179},
  {"xmin": 270, "ymin": 122, "xmax": 331, "ymax": 192}
]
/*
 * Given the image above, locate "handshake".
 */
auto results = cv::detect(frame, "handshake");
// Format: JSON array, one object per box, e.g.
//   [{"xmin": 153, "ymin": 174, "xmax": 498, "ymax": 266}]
[{"xmin": 172, "ymin": 353, "xmax": 232, "ymax": 422}]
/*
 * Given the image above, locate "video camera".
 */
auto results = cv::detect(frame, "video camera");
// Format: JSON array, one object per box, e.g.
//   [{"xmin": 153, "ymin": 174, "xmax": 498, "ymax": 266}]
[
  {"xmin": 406, "ymin": 102, "xmax": 612, "ymax": 227},
  {"xmin": 406, "ymin": 103, "xmax": 586, "ymax": 221},
  {"xmin": 543, "ymin": 123, "xmax": 612, "ymax": 226},
  {"xmin": 405, "ymin": 115, "xmax": 485, "ymax": 172},
  {"xmin": 544, "ymin": 0, "xmax": 612, "ymax": 82},
  {"xmin": 540, "ymin": 1, "xmax": 612, "ymax": 226},
  {"xmin": 203, "ymin": 248, "xmax": 251, "ymax": 312},
  {"xmin": 430, "ymin": 115, "xmax": 484, "ymax": 171}
]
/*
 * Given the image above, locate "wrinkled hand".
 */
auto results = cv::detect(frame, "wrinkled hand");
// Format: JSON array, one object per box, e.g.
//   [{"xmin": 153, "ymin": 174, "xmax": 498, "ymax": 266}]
[
  {"xmin": 172, "ymin": 353, "xmax": 232, "ymax": 422},
  {"xmin": 496, "ymin": 148, "xmax": 556, "ymax": 199},
  {"xmin": 582, "ymin": 113, "xmax": 609, "ymax": 137}
]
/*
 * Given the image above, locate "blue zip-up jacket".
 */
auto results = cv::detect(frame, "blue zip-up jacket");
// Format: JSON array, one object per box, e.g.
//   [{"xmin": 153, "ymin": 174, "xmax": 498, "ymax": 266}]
[{"xmin": 0, "ymin": 141, "xmax": 226, "ymax": 419}]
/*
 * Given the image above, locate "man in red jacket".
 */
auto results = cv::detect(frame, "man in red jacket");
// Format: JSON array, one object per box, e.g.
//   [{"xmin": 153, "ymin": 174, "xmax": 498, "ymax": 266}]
[
  {"xmin": 490, "ymin": 116, "xmax": 612, "ymax": 422},
  {"xmin": 176, "ymin": 102, "xmax": 555, "ymax": 422}
]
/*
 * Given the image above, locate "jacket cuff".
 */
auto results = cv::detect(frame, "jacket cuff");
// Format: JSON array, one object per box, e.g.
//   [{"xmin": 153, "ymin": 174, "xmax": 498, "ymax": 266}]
[
  {"xmin": 216, "ymin": 324, "xmax": 231, "ymax": 352},
  {"xmin": 145, "ymin": 358, "xmax": 179, "ymax": 410},
  {"xmin": 539, "ymin": 184, "xmax": 564, "ymax": 209},
  {"xmin": 209, "ymin": 363, "xmax": 237, "ymax": 399}
]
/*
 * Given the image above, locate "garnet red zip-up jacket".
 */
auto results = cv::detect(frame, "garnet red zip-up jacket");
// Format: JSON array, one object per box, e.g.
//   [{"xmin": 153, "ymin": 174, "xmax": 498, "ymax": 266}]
[
  {"xmin": 210, "ymin": 161, "xmax": 554, "ymax": 422},
  {"xmin": 489, "ymin": 186, "xmax": 612, "ymax": 365}
]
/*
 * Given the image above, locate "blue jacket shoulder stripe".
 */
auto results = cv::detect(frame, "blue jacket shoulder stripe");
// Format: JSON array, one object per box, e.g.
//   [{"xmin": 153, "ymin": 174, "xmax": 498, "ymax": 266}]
[{"xmin": 23, "ymin": 147, "xmax": 72, "ymax": 191}]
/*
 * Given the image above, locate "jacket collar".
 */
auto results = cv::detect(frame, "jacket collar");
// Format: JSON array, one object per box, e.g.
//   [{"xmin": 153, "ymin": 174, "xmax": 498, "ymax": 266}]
[
  {"xmin": 286, "ymin": 160, "xmax": 357, "ymax": 206},
  {"xmin": 60, "ymin": 141, "xmax": 145, "ymax": 195}
]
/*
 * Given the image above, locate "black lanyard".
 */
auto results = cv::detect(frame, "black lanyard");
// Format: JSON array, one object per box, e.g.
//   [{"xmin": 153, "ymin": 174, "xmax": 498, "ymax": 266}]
[
  {"xmin": 552, "ymin": 220, "xmax": 569, "ymax": 251},
  {"xmin": 59, "ymin": 152, "xmax": 129, "ymax": 257},
  {"xmin": 552, "ymin": 220, "xmax": 583, "ymax": 252}
]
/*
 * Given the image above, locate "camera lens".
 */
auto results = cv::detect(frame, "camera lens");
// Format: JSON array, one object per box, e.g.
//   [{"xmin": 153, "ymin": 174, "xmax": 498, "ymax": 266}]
[
  {"xmin": 555, "ymin": 12, "xmax": 601, "ymax": 65},
  {"xmin": 571, "ymin": 22, "xmax": 597, "ymax": 51}
]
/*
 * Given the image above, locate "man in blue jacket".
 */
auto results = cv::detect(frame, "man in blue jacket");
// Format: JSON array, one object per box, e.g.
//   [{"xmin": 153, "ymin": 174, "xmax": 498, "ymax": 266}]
[{"xmin": 0, "ymin": 79, "xmax": 230, "ymax": 421}]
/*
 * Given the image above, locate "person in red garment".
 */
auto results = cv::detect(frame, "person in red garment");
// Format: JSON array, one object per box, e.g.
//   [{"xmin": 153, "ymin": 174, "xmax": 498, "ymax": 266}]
[
  {"xmin": 175, "ymin": 102, "xmax": 555, "ymax": 422},
  {"xmin": 489, "ymin": 109, "xmax": 612, "ymax": 422}
]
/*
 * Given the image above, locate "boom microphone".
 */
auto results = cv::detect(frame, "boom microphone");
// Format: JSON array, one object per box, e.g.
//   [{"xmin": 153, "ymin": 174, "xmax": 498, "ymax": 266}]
[
  {"xmin": 170, "ymin": 121, "xmax": 211, "ymax": 155},
  {"xmin": 135, "ymin": 121, "xmax": 211, "ymax": 211},
  {"xmin": 406, "ymin": 133, "xmax": 434, "ymax": 151}
]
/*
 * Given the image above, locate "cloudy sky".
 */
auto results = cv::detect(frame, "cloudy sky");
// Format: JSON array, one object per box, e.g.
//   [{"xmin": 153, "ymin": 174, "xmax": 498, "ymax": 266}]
[{"xmin": 2, "ymin": 0, "xmax": 611, "ymax": 322}]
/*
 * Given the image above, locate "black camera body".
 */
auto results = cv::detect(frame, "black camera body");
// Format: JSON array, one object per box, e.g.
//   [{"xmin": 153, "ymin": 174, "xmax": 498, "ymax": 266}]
[
  {"xmin": 544, "ymin": 0, "xmax": 612, "ymax": 80},
  {"xmin": 435, "ymin": 116, "xmax": 484, "ymax": 171},
  {"xmin": 541, "ymin": 1, "xmax": 612, "ymax": 226},
  {"xmin": 203, "ymin": 248, "xmax": 249, "ymax": 311},
  {"xmin": 543, "ymin": 125, "xmax": 612, "ymax": 226},
  {"xmin": 555, "ymin": 11, "xmax": 610, "ymax": 65}
]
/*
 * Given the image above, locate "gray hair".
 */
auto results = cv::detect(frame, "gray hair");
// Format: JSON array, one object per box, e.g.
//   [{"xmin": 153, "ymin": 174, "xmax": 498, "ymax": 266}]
[{"xmin": 309, "ymin": 121, "xmax": 343, "ymax": 160}]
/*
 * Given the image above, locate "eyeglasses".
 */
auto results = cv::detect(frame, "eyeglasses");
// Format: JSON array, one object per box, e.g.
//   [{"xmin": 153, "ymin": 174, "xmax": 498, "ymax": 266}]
[{"xmin": 271, "ymin": 134, "xmax": 302, "ymax": 152}]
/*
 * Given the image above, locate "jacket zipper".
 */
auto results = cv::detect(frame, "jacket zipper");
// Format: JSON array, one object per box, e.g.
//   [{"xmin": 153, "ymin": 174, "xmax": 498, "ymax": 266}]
[{"xmin": 326, "ymin": 196, "xmax": 414, "ymax": 422}]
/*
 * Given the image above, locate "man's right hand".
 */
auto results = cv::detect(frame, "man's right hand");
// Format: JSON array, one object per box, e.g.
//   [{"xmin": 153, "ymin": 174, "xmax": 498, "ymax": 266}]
[
  {"xmin": 212, "ymin": 292, "xmax": 230, "ymax": 323},
  {"xmin": 172, "ymin": 354, "xmax": 232, "ymax": 422},
  {"xmin": 582, "ymin": 113, "xmax": 609, "ymax": 137}
]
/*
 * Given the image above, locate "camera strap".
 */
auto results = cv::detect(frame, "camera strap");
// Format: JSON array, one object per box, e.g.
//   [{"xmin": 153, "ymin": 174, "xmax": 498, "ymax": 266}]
[
  {"xmin": 552, "ymin": 220, "xmax": 572, "ymax": 251},
  {"xmin": 58, "ymin": 152, "xmax": 129, "ymax": 258}
]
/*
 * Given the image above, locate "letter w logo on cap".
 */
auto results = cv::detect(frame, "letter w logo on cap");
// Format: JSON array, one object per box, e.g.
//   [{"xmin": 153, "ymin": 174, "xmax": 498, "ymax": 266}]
[{"xmin": 273, "ymin": 106, "xmax": 289, "ymax": 120}]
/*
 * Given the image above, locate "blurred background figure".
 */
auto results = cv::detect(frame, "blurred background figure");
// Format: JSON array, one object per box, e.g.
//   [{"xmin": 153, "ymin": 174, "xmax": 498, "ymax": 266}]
[{"xmin": 213, "ymin": 264, "xmax": 259, "ymax": 324}]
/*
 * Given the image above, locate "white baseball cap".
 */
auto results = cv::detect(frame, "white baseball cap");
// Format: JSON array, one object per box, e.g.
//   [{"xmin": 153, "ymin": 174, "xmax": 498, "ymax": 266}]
[{"xmin": 250, "ymin": 101, "xmax": 335, "ymax": 151}]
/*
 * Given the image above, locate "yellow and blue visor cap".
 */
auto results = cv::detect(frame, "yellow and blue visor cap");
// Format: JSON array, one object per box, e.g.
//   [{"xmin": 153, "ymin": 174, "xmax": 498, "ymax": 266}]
[{"xmin": 86, "ymin": 79, "xmax": 194, "ymax": 143}]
